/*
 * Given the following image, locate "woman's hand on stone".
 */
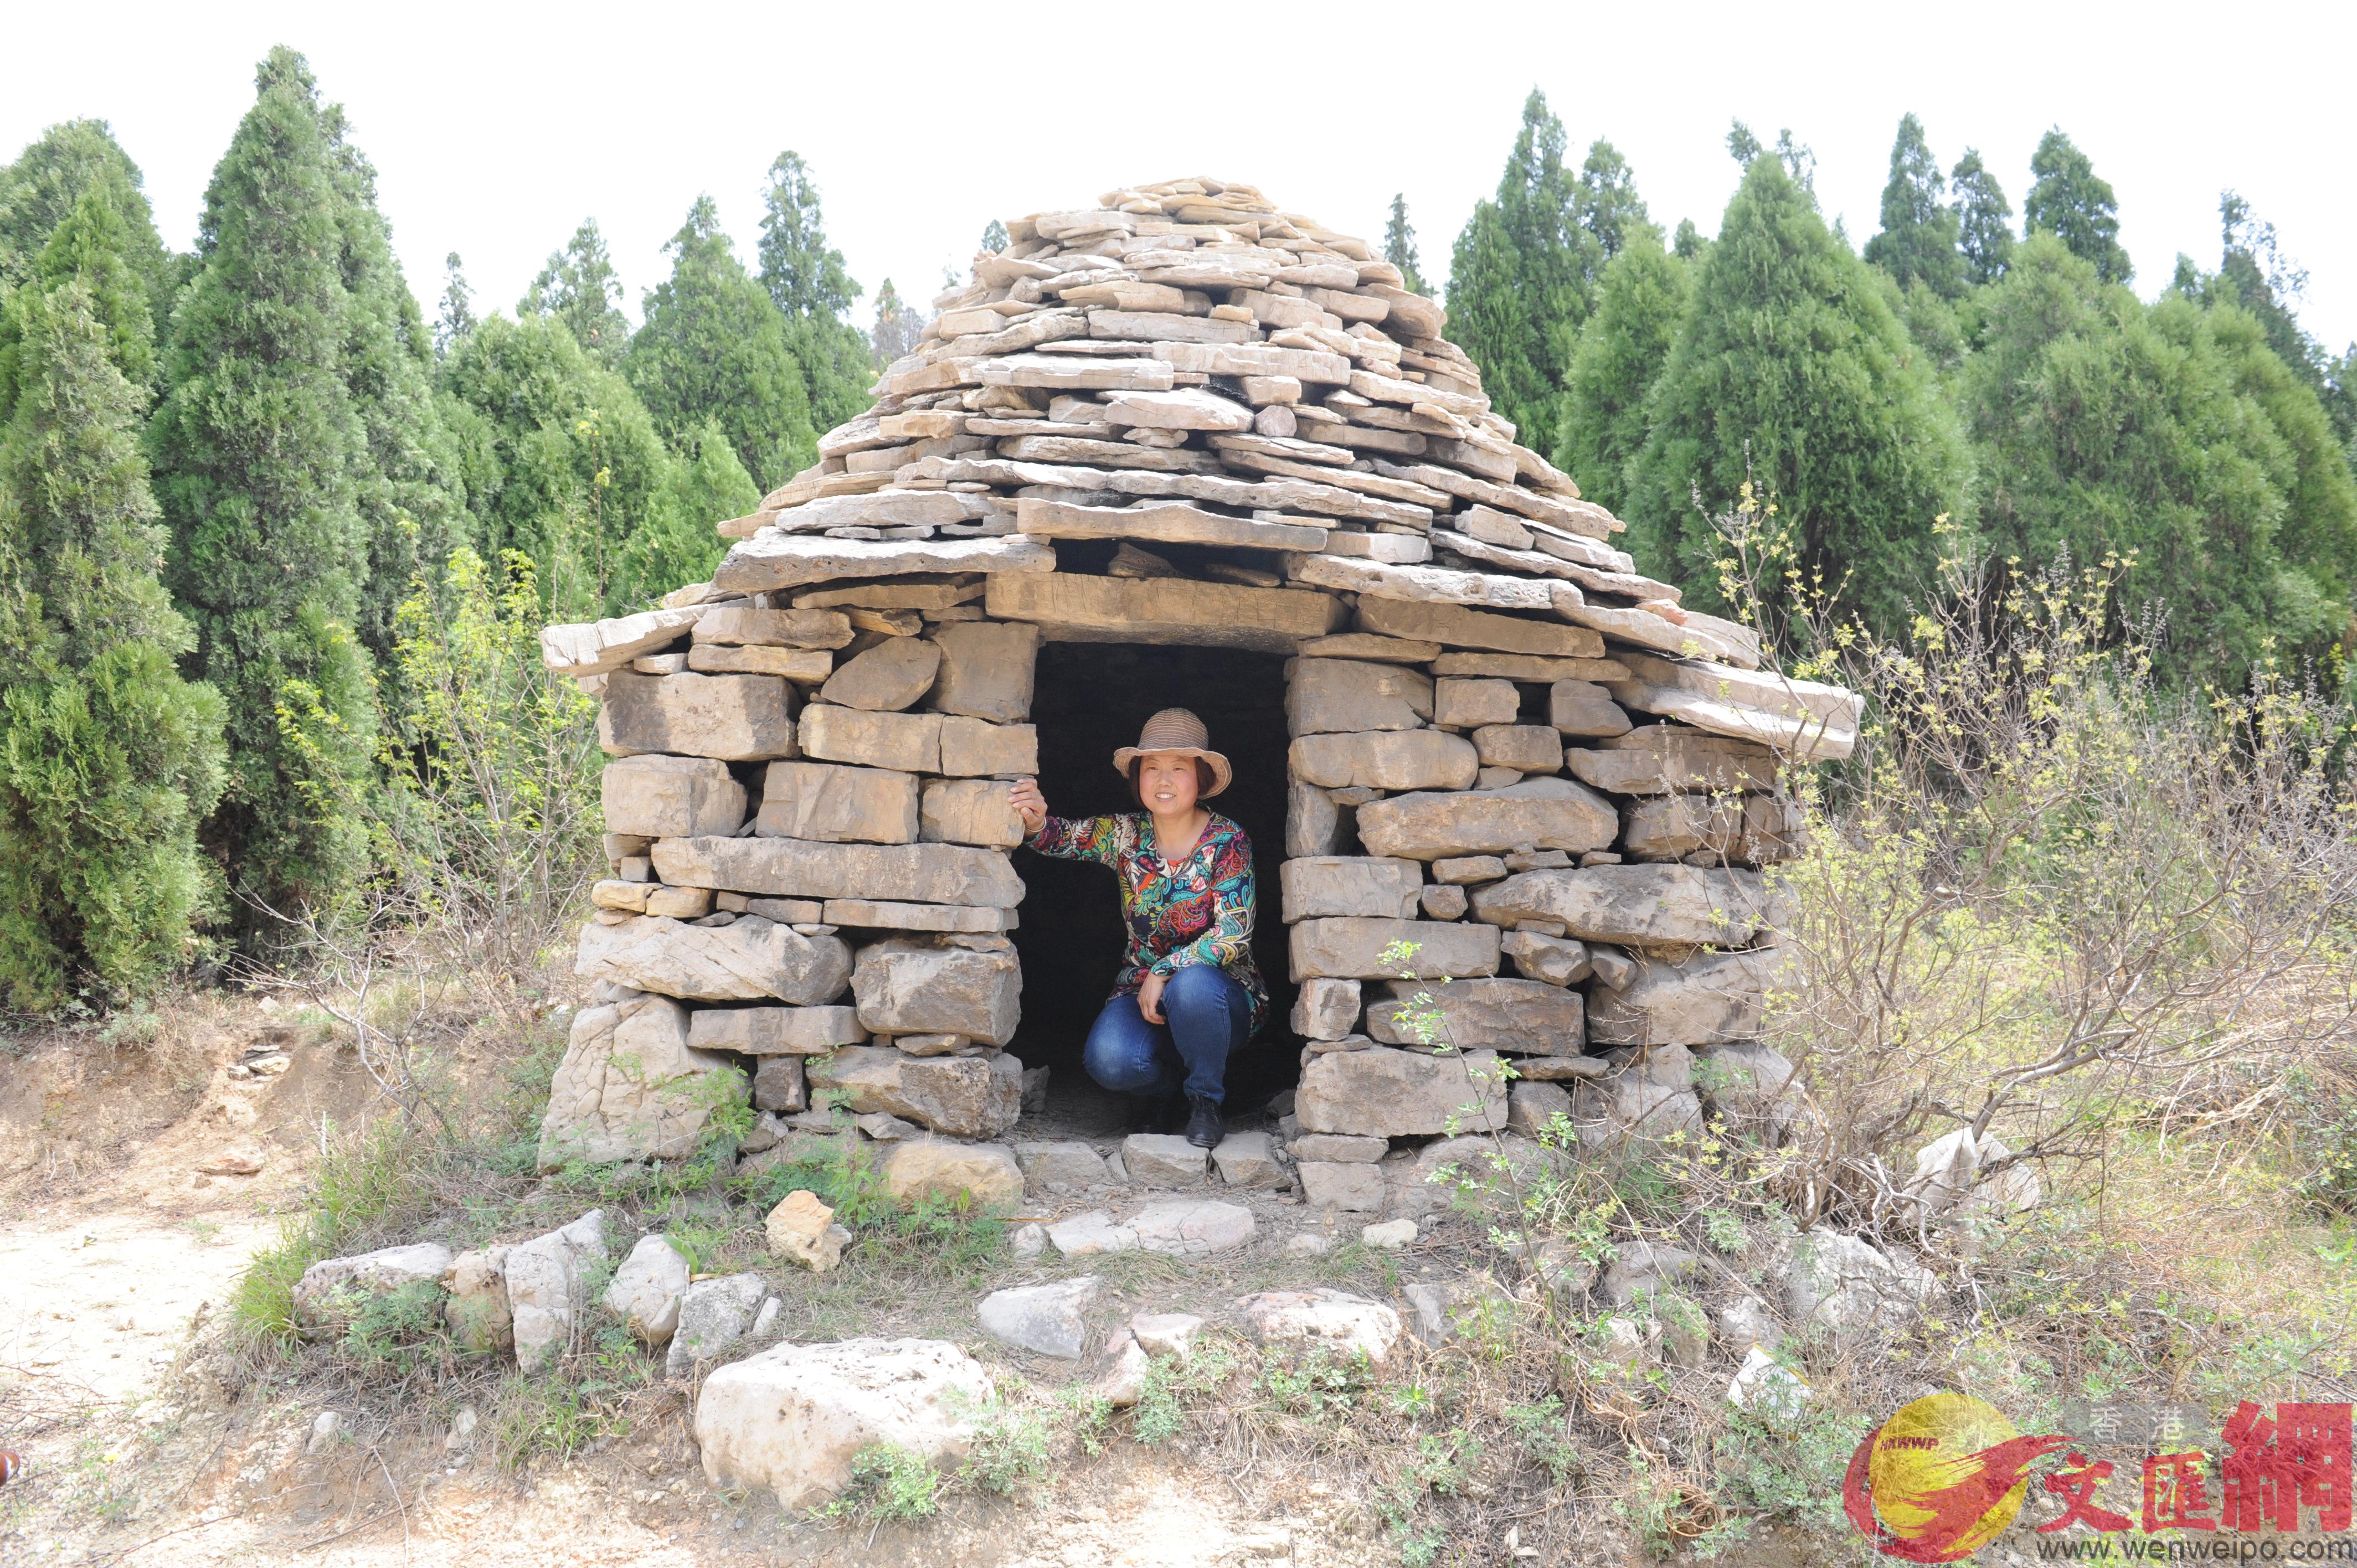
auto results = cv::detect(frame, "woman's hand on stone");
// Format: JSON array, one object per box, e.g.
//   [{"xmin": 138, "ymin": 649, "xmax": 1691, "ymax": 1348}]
[
  {"xmin": 1137, "ymin": 970, "xmax": 1168, "ymax": 1024},
  {"xmin": 1009, "ymin": 777, "xmax": 1048, "ymax": 835}
]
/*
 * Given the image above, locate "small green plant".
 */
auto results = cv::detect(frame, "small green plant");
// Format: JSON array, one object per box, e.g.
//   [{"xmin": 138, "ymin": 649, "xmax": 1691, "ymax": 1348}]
[
  {"xmin": 663, "ymin": 1222, "xmax": 730, "ymax": 1275},
  {"xmin": 821, "ymin": 1442, "xmax": 942, "ymax": 1523},
  {"xmin": 1504, "ymin": 1396, "xmax": 1581, "ymax": 1485},
  {"xmin": 956, "ymin": 1393, "xmax": 1056, "ymax": 1498},
  {"xmin": 490, "ymin": 1370, "xmax": 630, "ymax": 1471},
  {"xmin": 341, "ymin": 1278, "xmax": 447, "ymax": 1371},
  {"xmin": 1259, "ymin": 1347, "xmax": 1369, "ymax": 1420},
  {"xmin": 1133, "ymin": 1340, "xmax": 1238, "ymax": 1446}
]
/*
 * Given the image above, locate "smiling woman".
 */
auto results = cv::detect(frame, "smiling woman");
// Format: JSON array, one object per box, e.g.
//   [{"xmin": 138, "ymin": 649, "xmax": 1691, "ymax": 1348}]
[{"xmin": 1011, "ymin": 708, "xmax": 1269, "ymax": 1149}]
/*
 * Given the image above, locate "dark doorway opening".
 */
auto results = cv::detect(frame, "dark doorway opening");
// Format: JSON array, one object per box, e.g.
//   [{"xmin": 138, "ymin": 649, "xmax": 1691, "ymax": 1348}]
[{"xmin": 1010, "ymin": 641, "xmax": 1301, "ymax": 1122}]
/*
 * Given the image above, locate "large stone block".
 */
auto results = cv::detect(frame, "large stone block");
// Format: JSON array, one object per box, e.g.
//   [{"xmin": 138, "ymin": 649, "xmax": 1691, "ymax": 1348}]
[
  {"xmin": 693, "ymin": 605, "xmax": 854, "ymax": 649},
  {"xmin": 1285, "ymin": 659, "xmax": 1433, "ymax": 735},
  {"xmin": 799, "ymin": 704, "xmax": 941, "ymax": 772},
  {"xmin": 653, "ymin": 835, "xmax": 1025, "ymax": 909},
  {"xmin": 987, "ymin": 570, "xmax": 1346, "ymax": 655},
  {"xmin": 939, "ymin": 716, "xmax": 1038, "ymax": 776},
  {"xmin": 1433, "ymin": 678, "xmax": 1519, "ymax": 728},
  {"xmin": 806, "ymin": 1047, "xmax": 1022, "ymax": 1138},
  {"xmin": 921, "ymin": 778, "xmax": 1026, "ymax": 848},
  {"xmin": 688, "ymin": 1005, "xmax": 866, "ymax": 1055},
  {"xmin": 600, "ymin": 671, "xmax": 799, "ymax": 761},
  {"xmin": 754, "ymin": 761, "xmax": 919, "ymax": 844},
  {"xmin": 1289, "ymin": 730, "xmax": 1478, "ymax": 792},
  {"xmin": 292, "ymin": 1243, "xmax": 454, "ymax": 1340},
  {"xmin": 1566, "ymin": 1069, "xmax": 1707, "ymax": 1154},
  {"xmin": 1473, "ymin": 724, "xmax": 1563, "ymax": 774},
  {"xmin": 1289, "ymin": 917, "xmax": 1499, "ymax": 981},
  {"xmin": 930, "ymin": 621, "xmax": 1040, "ymax": 722},
  {"xmin": 1295, "ymin": 1044, "xmax": 1509, "ymax": 1137},
  {"xmin": 602, "ymin": 755, "xmax": 747, "ymax": 839},
  {"xmin": 1550, "ymin": 679, "xmax": 1633, "ymax": 737},
  {"xmin": 1469, "ymin": 866, "xmax": 1771, "ymax": 950},
  {"xmin": 818, "ymin": 637, "xmax": 941, "ymax": 713},
  {"xmin": 1355, "ymin": 777, "xmax": 1617, "ymax": 860},
  {"xmin": 1621, "ymin": 793, "xmax": 1805, "ymax": 865},
  {"xmin": 878, "ymin": 1139, "xmax": 1026, "ymax": 1209},
  {"xmin": 1356, "ymin": 596, "xmax": 1604, "ymax": 657},
  {"xmin": 694, "ymin": 1338, "xmax": 994, "ymax": 1509},
  {"xmin": 1563, "ymin": 724, "xmax": 1779, "ymax": 796},
  {"xmin": 538, "ymin": 996, "xmax": 746, "ymax": 1170},
  {"xmin": 1291, "ymin": 977, "xmax": 1362, "ymax": 1040},
  {"xmin": 574, "ymin": 916, "xmax": 853, "ymax": 1004},
  {"xmin": 506, "ymin": 1210, "xmax": 608, "ymax": 1373},
  {"xmin": 1365, "ymin": 978, "xmax": 1586, "ymax": 1055},
  {"xmin": 1286, "ymin": 781, "xmax": 1344, "ymax": 857},
  {"xmin": 850, "ymin": 937, "xmax": 1022, "ymax": 1045},
  {"xmin": 1587, "ymin": 947, "xmax": 1781, "ymax": 1048},
  {"xmin": 1279, "ymin": 856, "xmax": 1422, "ymax": 920}
]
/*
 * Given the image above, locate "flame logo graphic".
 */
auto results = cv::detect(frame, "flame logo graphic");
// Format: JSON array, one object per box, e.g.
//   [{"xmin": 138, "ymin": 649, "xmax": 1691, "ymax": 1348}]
[{"xmin": 1843, "ymin": 1392, "xmax": 2069, "ymax": 1562}]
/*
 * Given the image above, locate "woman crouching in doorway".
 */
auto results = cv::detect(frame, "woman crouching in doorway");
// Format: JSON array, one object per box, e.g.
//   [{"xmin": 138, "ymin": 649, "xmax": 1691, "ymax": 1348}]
[{"xmin": 1008, "ymin": 708, "xmax": 1267, "ymax": 1149}]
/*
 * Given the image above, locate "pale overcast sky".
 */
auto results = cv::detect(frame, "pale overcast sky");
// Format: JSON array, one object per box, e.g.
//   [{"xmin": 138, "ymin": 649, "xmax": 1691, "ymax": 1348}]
[{"xmin": 10, "ymin": 2, "xmax": 2355, "ymax": 358}]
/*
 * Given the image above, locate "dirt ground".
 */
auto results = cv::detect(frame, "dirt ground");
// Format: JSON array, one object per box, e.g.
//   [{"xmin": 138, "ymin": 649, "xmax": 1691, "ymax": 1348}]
[{"xmin": 0, "ymin": 999, "xmax": 1651, "ymax": 1567}]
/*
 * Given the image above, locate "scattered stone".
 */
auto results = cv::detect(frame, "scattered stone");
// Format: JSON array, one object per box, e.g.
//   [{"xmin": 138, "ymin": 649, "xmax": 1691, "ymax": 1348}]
[
  {"xmin": 1128, "ymin": 1312, "xmax": 1205, "ymax": 1359},
  {"xmin": 694, "ymin": 1338, "xmax": 993, "ymax": 1509},
  {"xmin": 1361, "ymin": 1219, "xmax": 1417, "ymax": 1250},
  {"xmin": 1595, "ymin": 1314, "xmax": 1659, "ymax": 1373},
  {"xmin": 1010, "ymin": 1223, "xmax": 1047, "ymax": 1258},
  {"xmin": 1906, "ymin": 1128, "xmax": 2042, "ymax": 1225},
  {"xmin": 442, "ymin": 1247, "xmax": 512, "ymax": 1355},
  {"xmin": 1527, "ymin": 1238, "xmax": 1598, "ymax": 1303},
  {"xmin": 1093, "ymin": 1330, "xmax": 1152, "ymax": 1406},
  {"xmin": 1047, "ymin": 1210, "xmax": 1137, "ymax": 1258},
  {"xmin": 977, "ymin": 1277, "xmax": 1103, "ymax": 1359},
  {"xmin": 1715, "ymin": 1296, "xmax": 1777, "ymax": 1354},
  {"xmin": 666, "ymin": 1273, "xmax": 770, "ymax": 1378},
  {"xmin": 507, "ymin": 1210, "xmax": 608, "ymax": 1373},
  {"xmin": 1237, "ymin": 1289, "xmax": 1403, "ymax": 1364},
  {"xmin": 1601, "ymin": 1240, "xmax": 1703, "ymax": 1308},
  {"xmin": 604, "ymin": 1235, "xmax": 691, "ymax": 1346},
  {"xmin": 766, "ymin": 1190, "xmax": 849, "ymax": 1273},
  {"xmin": 1211, "ymin": 1131, "xmax": 1283, "ymax": 1189},
  {"xmin": 292, "ymin": 1244, "xmax": 454, "ymax": 1340},
  {"xmin": 1727, "ymin": 1344, "xmax": 1810, "ymax": 1426},
  {"xmin": 1286, "ymin": 1231, "xmax": 1335, "ymax": 1256},
  {"xmin": 1783, "ymin": 1227, "xmax": 1939, "ymax": 1335},
  {"xmin": 1128, "ymin": 1199, "xmax": 1256, "ymax": 1256}
]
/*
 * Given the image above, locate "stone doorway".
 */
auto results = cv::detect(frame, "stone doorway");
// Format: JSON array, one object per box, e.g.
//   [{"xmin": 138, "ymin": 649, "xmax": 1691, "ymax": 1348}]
[{"xmin": 1009, "ymin": 641, "xmax": 1301, "ymax": 1118}]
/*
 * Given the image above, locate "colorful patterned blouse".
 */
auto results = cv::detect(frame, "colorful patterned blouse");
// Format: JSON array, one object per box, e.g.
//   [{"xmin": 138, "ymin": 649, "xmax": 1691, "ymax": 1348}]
[{"xmin": 1025, "ymin": 812, "xmax": 1269, "ymax": 1033}]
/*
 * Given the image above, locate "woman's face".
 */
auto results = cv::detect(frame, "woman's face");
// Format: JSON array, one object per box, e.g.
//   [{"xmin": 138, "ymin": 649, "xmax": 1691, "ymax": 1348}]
[{"xmin": 1137, "ymin": 751, "xmax": 1202, "ymax": 817}]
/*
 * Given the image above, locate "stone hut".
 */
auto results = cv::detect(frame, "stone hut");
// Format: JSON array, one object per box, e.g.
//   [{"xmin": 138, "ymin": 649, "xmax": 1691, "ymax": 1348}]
[{"xmin": 536, "ymin": 177, "xmax": 1860, "ymax": 1214}]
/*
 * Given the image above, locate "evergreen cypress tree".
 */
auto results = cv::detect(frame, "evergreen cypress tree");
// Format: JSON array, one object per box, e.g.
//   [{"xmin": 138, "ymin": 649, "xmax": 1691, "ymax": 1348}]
[
  {"xmin": 2023, "ymin": 129, "xmax": 2131, "ymax": 284},
  {"xmin": 1552, "ymin": 233, "xmax": 1690, "ymax": 511},
  {"xmin": 149, "ymin": 48, "xmax": 377, "ymax": 920},
  {"xmin": 1575, "ymin": 141, "xmax": 1655, "ymax": 261},
  {"xmin": 1448, "ymin": 90, "xmax": 1604, "ymax": 445},
  {"xmin": 1862, "ymin": 114, "xmax": 1965, "ymax": 298},
  {"xmin": 435, "ymin": 251, "xmax": 474, "ymax": 357},
  {"xmin": 315, "ymin": 75, "xmax": 473, "ymax": 659},
  {"xmin": 758, "ymin": 152, "xmax": 871, "ymax": 440},
  {"xmin": 522, "ymin": 219, "xmax": 631, "ymax": 367},
  {"xmin": 1624, "ymin": 156, "xmax": 1966, "ymax": 632},
  {"xmin": 0, "ymin": 195, "xmax": 227, "ymax": 1007},
  {"xmin": 981, "ymin": 219, "xmax": 1010, "ymax": 255},
  {"xmin": 1383, "ymin": 195, "xmax": 1427, "ymax": 295},
  {"xmin": 0, "ymin": 120, "xmax": 176, "ymax": 332},
  {"xmin": 627, "ymin": 194, "xmax": 816, "ymax": 486},
  {"xmin": 2212, "ymin": 193, "xmax": 2325, "ymax": 393},
  {"xmin": 439, "ymin": 312, "xmax": 680, "ymax": 617},
  {"xmin": 1949, "ymin": 148, "xmax": 2014, "ymax": 286},
  {"xmin": 1672, "ymin": 219, "xmax": 1704, "ymax": 261},
  {"xmin": 869, "ymin": 278, "xmax": 925, "ymax": 366},
  {"xmin": 1967, "ymin": 233, "xmax": 2356, "ymax": 684},
  {"xmin": 614, "ymin": 417, "xmax": 756, "ymax": 606}
]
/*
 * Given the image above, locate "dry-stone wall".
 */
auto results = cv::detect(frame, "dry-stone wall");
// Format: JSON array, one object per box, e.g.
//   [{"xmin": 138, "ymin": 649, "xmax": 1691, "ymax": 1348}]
[{"xmin": 538, "ymin": 176, "xmax": 1860, "ymax": 1211}]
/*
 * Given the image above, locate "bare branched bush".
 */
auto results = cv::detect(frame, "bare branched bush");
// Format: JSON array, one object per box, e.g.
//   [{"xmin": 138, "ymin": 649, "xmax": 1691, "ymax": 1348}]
[{"xmin": 1715, "ymin": 499, "xmax": 2357, "ymax": 1244}]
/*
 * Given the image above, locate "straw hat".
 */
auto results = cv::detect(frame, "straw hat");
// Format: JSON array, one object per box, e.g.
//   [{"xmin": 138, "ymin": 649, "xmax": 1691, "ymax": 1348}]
[{"xmin": 1112, "ymin": 708, "xmax": 1231, "ymax": 797}]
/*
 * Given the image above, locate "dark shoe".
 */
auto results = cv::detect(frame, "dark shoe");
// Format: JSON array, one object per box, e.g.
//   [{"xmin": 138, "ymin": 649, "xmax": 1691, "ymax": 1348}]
[{"xmin": 1184, "ymin": 1095, "xmax": 1224, "ymax": 1149}]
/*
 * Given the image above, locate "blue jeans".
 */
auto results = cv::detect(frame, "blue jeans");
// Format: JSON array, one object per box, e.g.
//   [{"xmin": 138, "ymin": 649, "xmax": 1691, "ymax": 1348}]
[{"xmin": 1083, "ymin": 966, "xmax": 1251, "ymax": 1105}]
